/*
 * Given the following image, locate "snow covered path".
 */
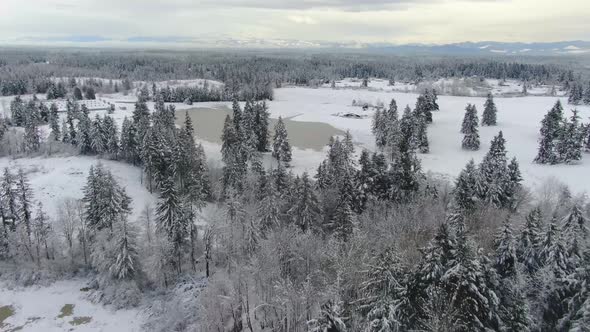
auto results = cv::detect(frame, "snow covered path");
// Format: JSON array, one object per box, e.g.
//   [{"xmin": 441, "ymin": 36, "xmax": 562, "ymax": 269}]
[{"xmin": 0, "ymin": 280, "xmax": 144, "ymax": 332}]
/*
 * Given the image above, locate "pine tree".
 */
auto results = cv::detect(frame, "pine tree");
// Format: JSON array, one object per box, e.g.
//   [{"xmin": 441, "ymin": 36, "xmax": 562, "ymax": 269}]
[
  {"xmin": 415, "ymin": 113, "xmax": 429, "ymax": 153},
  {"xmin": 372, "ymin": 109, "xmax": 386, "ymax": 149},
  {"xmin": 10, "ymin": 95, "xmax": 25, "ymax": 126},
  {"xmin": 453, "ymin": 160, "xmax": 479, "ymax": 212},
  {"xmin": 254, "ymin": 101, "xmax": 270, "ymax": 152},
  {"xmin": 1, "ymin": 168, "xmax": 18, "ymax": 230},
  {"xmin": 157, "ymin": 175, "xmax": 187, "ymax": 274},
  {"xmin": 23, "ymin": 111, "xmax": 40, "ymax": 154},
  {"xmin": 505, "ymin": 157, "xmax": 522, "ymax": 209},
  {"xmin": 478, "ymin": 131, "xmax": 509, "ymax": 207},
  {"xmin": 461, "ymin": 104, "xmax": 479, "ymax": 134},
  {"xmin": 561, "ymin": 205, "xmax": 588, "ymax": 264},
  {"xmin": 110, "ymin": 216, "xmax": 140, "ymax": 280},
  {"xmin": 73, "ymin": 87, "xmax": 83, "ymax": 100},
  {"xmin": 495, "ymin": 220, "xmax": 517, "ymax": 278},
  {"xmin": 481, "ymin": 93, "xmax": 497, "ymax": 126},
  {"xmin": 48, "ymin": 103, "xmax": 60, "ymax": 141},
  {"xmin": 535, "ymin": 100, "xmax": 563, "ymax": 164},
  {"xmin": 517, "ymin": 208, "xmax": 543, "ymax": 274},
  {"xmin": 360, "ymin": 248, "xmax": 408, "ymax": 332},
  {"xmin": 557, "ymin": 109, "xmax": 583, "ymax": 163},
  {"xmin": 442, "ymin": 233, "xmax": 500, "ymax": 331},
  {"xmin": 288, "ymin": 172, "xmax": 320, "ymax": 232},
  {"xmin": 272, "ymin": 116, "xmax": 292, "ymax": 163},
  {"xmin": 16, "ymin": 169, "xmax": 34, "ymax": 242},
  {"xmin": 461, "ymin": 105, "xmax": 480, "ymax": 151},
  {"xmin": 232, "ymin": 99, "xmax": 242, "ymax": 133}
]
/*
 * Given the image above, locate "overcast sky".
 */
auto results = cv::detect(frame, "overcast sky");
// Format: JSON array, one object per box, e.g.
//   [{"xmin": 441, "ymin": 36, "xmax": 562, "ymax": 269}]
[{"xmin": 0, "ymin": 0, "xmax": 589, "ymax": 45}]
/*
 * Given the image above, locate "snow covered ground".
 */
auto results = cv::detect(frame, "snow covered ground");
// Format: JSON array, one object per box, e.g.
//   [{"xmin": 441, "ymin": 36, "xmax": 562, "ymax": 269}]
[
  {"xmin": 0, "ymin": 156, "xmax": 157, "ymax": 221},
  {"xmin": 264, "ymin": 86, "xmax": 590, "ymax": 194},
  {"xmin": 322, "ymin": 77, "xmax": 565, "ymax": 98},
  {"xmin": 0, "ymin": 280, "xmax": 144, "ymax": 332}
]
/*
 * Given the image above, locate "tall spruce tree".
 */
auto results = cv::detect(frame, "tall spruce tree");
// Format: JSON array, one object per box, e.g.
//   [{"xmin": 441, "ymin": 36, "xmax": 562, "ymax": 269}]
[
  {"xmin": 534, "ymin": 100, "xmax": 563, "ymax": 164},
  {"xmin": 481, "ymin": 93, "xmax": 498, "ymax": 126},
  {"xmin": 272, "ymin": 116, "xmax": 292, "ymax": 163},
  {"xmin": 461, "ymin": 105, "xmax": 480, "ymax": 151}
]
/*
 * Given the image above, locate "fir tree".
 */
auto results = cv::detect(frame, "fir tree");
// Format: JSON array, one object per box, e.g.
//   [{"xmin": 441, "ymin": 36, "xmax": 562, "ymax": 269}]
[
  {"xmin": 495, "ymin": 220, "xmax": 517, "ymax": 278},
  {"xmin": 481, "ymin": 93, "xmax": 497, "ymax": 126},
  {"xmin": 517, "ymin": 208, "xmax": 543, "ymax": 274},
  {"xmin": 360, "ymin": 247, "xmax": 408, "ymax": 332},
  {"xmin": 461, "ymin": 105, "xmax": 480, "ymax": 151},
  {"xmin": 461, "ymin": 104, "xmax": 479, "ymax": 134},
  {"xmin": 415, "ymin": 113, "xmax": 429, "ymax": 153},
  {"xmin": 23, "ymin": 111, "xmax": 40, "ymax": 154},
  {"xmin": 272, "ymin": 116, "xmax": 292, "ymax": 163},
  {"xmin": 16, "ymin": 169, "xmax": 34, "ymax": 242},
  {"xmin": 110, "ymin": 215, "xmax": 140, "ymax": 280},
  {"xmin": 1, "ymin": 168, "xmax": 18, "ymax": 229},
  {"xmin": 254, "ymin": 101, "xmax": 270, "ymax": 152},
  {"xmin": 557, "ymin": 109, "xmax": 583, "ymax": 163},
  {"xmin": 453, "ymin": 160, "xmax": 479, "ymax": 212},
  {"xmin": 48, "ymin": 103, "xmax": 60, "ymax": 141},
  {"xmin": 288, "ymin": 172, "xmax": 320, "ymax": 232},
  {"xmin": 534, "ymin": 100, "xmax": 563, "ymax": 164}
]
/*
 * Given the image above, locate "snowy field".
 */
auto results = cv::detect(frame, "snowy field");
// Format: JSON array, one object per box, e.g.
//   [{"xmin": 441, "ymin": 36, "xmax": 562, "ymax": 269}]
[
  {"xmin": 3, "ymin": 82, "xmax": 585, "ymax": 195},
  {"xmin": 263, "ymin": 86, "xmax": 590, "ymax": 194},
  {"xmin": 322, "ymin": 78, "xmax": 565, "ymax": 98},
  {"xmin": 0, "ymin": 280, "xmax": 143, "ymax": 331},
  {"xmin": 0, "ymin": 156, "xmax": 157, "ymax": 221}
]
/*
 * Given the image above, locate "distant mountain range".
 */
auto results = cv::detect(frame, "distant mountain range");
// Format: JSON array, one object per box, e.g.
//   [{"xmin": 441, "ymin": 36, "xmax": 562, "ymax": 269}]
[
  {"xmin": 6, "ymin": 36, "xmax": 590, "ymax": 55},
  {"xmin": 207, "ymin": 39, "xmax": 590, "ymax": 55}
]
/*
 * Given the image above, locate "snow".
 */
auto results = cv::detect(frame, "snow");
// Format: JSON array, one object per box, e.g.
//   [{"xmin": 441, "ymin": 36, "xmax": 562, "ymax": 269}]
[
  {"xmin": 320, "ymin": 78, "xmax": 564, "ymax": 98},
  {"xmin": 261, "ymin": 86, "xmax": 590, "ymax": 195},
  {"xmin": 0, "ymin": 156, "xmax": 157, "ymax": 221},
  {"xmin": 0, "ymin": 280, "xmax": 144, "ymax": 332}
]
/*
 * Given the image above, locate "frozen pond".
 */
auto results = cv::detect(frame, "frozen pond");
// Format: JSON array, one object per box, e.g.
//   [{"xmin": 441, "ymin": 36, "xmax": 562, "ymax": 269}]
[{"xmin": 177, "ymin": 106, "xmax": 345, "ymax": 151}]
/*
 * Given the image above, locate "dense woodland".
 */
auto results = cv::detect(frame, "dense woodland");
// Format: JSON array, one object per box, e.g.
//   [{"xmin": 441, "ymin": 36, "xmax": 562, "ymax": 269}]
[
  {"xmin": 0, "ymin": 49, "xmax": 590, "ymax": 331},
  {"xmin": 2, "ymin": 48, "xmax": 590, "ymax": 101}
]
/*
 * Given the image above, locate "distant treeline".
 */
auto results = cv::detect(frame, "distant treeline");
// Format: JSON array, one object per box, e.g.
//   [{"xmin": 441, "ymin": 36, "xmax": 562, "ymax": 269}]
[{"xmin": 0, "ymin": 48, "xmax": 582, "ymax": 99}]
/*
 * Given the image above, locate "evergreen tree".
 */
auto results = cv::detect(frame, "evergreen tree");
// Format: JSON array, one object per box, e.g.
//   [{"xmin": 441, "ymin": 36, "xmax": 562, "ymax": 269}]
[
  {"xmin": 254, "ymin": 101, "xmax": 270, "ymax": 152},
  {"xmin": 461, "ymin": 104, "xmax": 479, "ymax": 134},
  {"xmin": 461, "ymin": 105, "xmax": 480, "ymax": 151},
  {"xmin": 481, "ymin": 93, "xmax": 497, "ymax": 126},
  {"xmin": 23, "ymin": 111, "xmax": 40, "ymax": 154},
  {"xmin": 557, "ymin": 109, "xmax": 583, "ymax": 163},
  {"xmin": 73, "ymin": 87, "xmax": 83, "ymax": 100},
  {"xmin": 453, "ymin": 160, "xmax": 479, "ymax": 212},
  {"xmin": 10, "ymin": 95, "xmax": 25, "ymax": 126},
  {"xmin": 288, "ymin": 172, "xmax": 320, "ymax": 232},
  {"xmin": 415, "ymin": 113, "xmax": 429, "ymax": 153},
  {"xmin": 495, "ymin": 220, "xmax": 517, "ymax": 278},
  {"xmin": 16, "ymin": 169, "xmax": 34, "ymax": 242},
  {"xmin": 505, "ymin": 157, "xmax": 522, "ymax": 209},
  {"xmin": 272, "ymin": 116, "xmax": 292, "ymax": 163},
  {"xmin": 478, "ymin": 132, "xmax": 510, "ymax": 208},
  {"xmin": 48, "ymin": 103, "xmax": 60, "ymax": 141},
  {"xmin": 156, "ymin": 176, "xmax": 186, "ymax": 274},
  {"xmin": 360, "ymin": 248, "xmax": 408, "ymax": 332},
  {"xmin": 517, "ymin": 208, "xmax": 543, "ymax": 274},
  {"xmin": 2, "ymin": 168, "xmax": 18, "ymax": 229},
  {"xmin": 534, "ymin": 100, "xmax": 563, "ymax": 164},
  {"xmin": 110, "ymin": 216, "xmax": 140, "ymax": 280}
]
